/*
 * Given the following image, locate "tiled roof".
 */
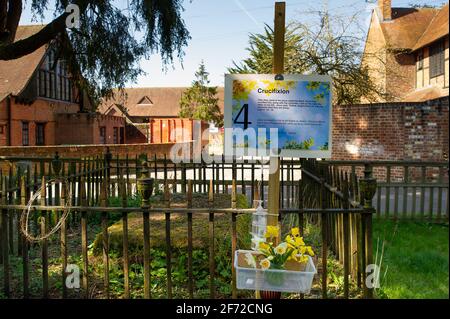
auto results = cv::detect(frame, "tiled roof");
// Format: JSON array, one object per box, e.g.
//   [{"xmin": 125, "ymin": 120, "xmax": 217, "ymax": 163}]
[
  {"xmin": 412, "ymin": 4, "xmax": 449, "ymax": 51},
  {"xmin": 0, "ymin": 25, "xmax": 47, "ymax": 102},
  {"xmin": 379, "ymin": 7, "xmax": 438, "ymax": 50},
  {"xmin": 99, "ymin": 87, "xmax": 225, "ymax": 118},
  {"xmin": 403, "ymin": 86, "xmax": 449, "ymax": 102}
]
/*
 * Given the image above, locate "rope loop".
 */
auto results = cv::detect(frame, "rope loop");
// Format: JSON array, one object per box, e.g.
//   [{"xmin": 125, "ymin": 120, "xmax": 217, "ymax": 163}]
[{"xmin": 20, "ymin": 178, "xmax": 72, "ymax": 242}]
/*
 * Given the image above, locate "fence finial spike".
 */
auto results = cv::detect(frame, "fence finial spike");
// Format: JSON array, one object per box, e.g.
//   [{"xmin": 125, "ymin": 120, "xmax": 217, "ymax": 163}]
[
  {"xmin": 187, "ymin": 180, "xmax": 193, "ymax": 208},
  {"xmin": 209, "ymin": 179, "xmax": 214, "ymax": 204},
  {"xmin": 52, "ymin": 152, "xmax": 62, "ymax": 176},
  {"xmin": 1, "ymin": 176, "xmax": 6, "ymax": 205},
  {"xmin": 39, "ymin": 176, "xmax": 46, "ymax": 206},
  {"xmin": 164, "ymin": 181, "xmax": 171, "ymax": 204},
  {"xmin": 360, "ymin": 163, "xmax": 376, "ymax": 209},
  {"xmin": 80, "ymin": 177, "xmax": 87, "ymax": 206}
]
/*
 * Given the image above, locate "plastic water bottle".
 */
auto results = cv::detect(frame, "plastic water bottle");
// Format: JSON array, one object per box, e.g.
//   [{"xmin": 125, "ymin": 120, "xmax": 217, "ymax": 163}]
[{"xmin": 251, "ymin": 200, "xmax": 267, "ymax": 250}]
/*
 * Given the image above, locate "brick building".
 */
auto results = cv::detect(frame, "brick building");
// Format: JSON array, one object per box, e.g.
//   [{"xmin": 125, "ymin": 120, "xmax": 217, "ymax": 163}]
[
  {"xmin": 362, "ymin": 1, "xmax": 449, "ymax": 102},
  {"xmin": 0, "ymin": 25, "xmax": 125, "ymax": 147},
  {"xmin": 99, "ymin": 87, "xmax": 224, "ymax": 143},
  {"xmin": 55, "ymin": 113, "xmax": 125, "ymax": 145}
]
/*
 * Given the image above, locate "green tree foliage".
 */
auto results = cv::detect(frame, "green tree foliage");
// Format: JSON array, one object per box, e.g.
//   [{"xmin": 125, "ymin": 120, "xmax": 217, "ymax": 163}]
[
  {"xmin": 179, "ymin": 61, "xmax": 223, "ymax": 127},
  {"xmin": 228, "ymin": 11, "xmax": 385, "ymax": 105},
  {"xmin": 228, "ymin": 24, "xmax": 305, "ymax": 74},
  {"xmin": 0, "ymin": 0, "xmax": 190, "ymax": 100}
]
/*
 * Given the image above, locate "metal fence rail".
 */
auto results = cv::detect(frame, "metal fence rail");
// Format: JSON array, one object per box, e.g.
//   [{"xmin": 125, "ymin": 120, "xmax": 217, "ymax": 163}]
[
  {"xmin": 2, "ymin": 153, "xmax": 446, "ymax": 220},
  {"xmin": 324, "ymin": 160, "xmax": 449, "ymax": 221},
  {"xmin": 0, "ymin": 153, "xmax": 377, "ymax": 299}
]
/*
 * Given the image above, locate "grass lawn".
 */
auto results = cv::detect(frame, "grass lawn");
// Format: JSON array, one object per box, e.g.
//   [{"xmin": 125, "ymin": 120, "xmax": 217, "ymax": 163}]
[{"xmin": 373, "ymin": 220, "xmax": 449, "ymax": 299}]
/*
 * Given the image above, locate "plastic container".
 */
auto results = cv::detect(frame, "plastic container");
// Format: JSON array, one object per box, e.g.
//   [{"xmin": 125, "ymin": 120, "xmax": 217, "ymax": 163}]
[{"xmin": 234, "ymin": 250, "xmax": 317, "ymax": 293}]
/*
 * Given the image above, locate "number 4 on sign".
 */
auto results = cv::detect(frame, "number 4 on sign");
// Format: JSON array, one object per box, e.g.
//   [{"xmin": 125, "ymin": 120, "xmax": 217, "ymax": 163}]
[{"xmin": 233, "ymin": 103, "xmax": 252, "ymax": 130}]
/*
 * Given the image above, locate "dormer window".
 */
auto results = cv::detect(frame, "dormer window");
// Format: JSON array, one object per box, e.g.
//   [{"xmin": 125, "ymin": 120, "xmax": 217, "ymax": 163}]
[
  {"xmin": 38, "ymin": 49, "xmax": 76, "ymax": 102},
  {"xmin": 137, "ymin": 96, "xmax": 153, "ymax": 105}
]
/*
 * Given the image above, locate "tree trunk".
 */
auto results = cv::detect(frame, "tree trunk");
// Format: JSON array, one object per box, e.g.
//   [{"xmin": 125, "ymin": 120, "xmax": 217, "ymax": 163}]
[{"xmin": 0, "ymin": 0, "xmax": 22, "ymax": 44}]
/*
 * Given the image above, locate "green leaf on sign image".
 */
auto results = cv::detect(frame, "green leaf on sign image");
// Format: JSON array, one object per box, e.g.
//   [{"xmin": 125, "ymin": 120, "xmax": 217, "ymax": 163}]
[
  {"xmin": 284, "ymin": 138, "xmax": 314, "ymax": 150},
  {"xmin": 307, "ymin": 81, "xmax": 320, "ymax": 91}
]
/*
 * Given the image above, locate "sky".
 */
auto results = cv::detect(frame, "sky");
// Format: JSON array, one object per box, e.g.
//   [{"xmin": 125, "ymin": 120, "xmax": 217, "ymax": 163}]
[{"xmin": 19, "ymin": 0, "xmax": 447, "ymax": 88}]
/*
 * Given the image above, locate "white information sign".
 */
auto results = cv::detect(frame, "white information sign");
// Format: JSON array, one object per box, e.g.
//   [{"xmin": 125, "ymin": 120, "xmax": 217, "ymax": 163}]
[{"xmin": 224, "ymin": 74, "xmax": 332, "ymax": 158}]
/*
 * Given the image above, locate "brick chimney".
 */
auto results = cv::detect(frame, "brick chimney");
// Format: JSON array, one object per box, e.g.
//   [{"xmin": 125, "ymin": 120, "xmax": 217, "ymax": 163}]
[{"xmin": 378, "ymin": 0, "xmax": 392, "ymax": 21}]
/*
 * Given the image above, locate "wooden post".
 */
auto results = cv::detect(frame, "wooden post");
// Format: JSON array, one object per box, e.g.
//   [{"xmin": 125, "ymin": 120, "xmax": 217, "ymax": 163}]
[
  {"xmin": 320, "ymin": 177, "xmax": 328, "ymax": 299},
  {"xmin": 17, "ymin": 167, "xmax": 23, "ymax": 256},
  {"xmin": 20, "ymin": 175, "xmax": 29, "ymax": 299},
  {"xmin": 343, "ymin": 176, "xmax": 350, "ymax": 299},
  {"xmin": 186, "ymin": 180, "xmax": 194, "ymax": 299},
  {"xmin": 360, "ymin": 163, "xmax": 376, "ymax": 299},
  {"xmin": 231, "ymin": 179, "xmax": 237, "ymax": 299},
  {"xmin": 8, "ymin": 166, "xmax": 13, "ymax": 255},
  {"xmin": 267, "ymin": 1, "xmax": 285, "ymax": 239},
  {"xmin": 273, "ymin": 2, "xmax": 285, "ymax": 75},
  {"xmin": 1, "ymin": 176, "xmax": 10, "ymax": 298},
  {"xmin": 60, "ymin": 181, "xmax": 68, "ymax": 298},
  {"xmin": 40, "ymin": 177, "xmax": 48, "ymax": 299},
  {"xmin": 137, "ymin": 162, "xmax": 153, "ymax": 299},
  {"xmin": 0, "ymin": 171, "xmax": 3, "ymax": 264},
  {"xmin": 256, "ymin": 2, "xmax": 285, "ymax": 300},
  {"xmin": 164, "ymin": 182, "xmax": 173, "ymax": 299},
  {"xmin": 60, "ymin": 183, "xmax": 70, "ymax": 299},
  {"xmin": 120, "ymin": 175, "xmax": 130, "ymax": 299},
  {"xmin": 208, "ymin": 179, "xmax": 215, "ymax": 299},
  {"xmin": 100, "ymin": 180, "xmax": 110, "ymax": 299},
  {"xmin": 253, "ymin": 187, "xmax": 261, "ymax": 299},
  {"xmin": 80, "ymin": 179, "xmax": 89, "ymax": 298}
]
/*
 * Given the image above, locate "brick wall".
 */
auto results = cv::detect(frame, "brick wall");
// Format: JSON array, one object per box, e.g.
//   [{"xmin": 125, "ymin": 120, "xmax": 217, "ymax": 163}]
[
  {"xmin": 0, "ymin": 142, "xmax": 194, "ymax": 173},
  {"xmin": 56, "ymin": 113, "xmax": 126, "ymax": 145},
  {"xmin": 0, "ymin": 142, "xmax": 192, "ymax": 160},
  {"xmin": 332, "ymin": 96, "xmax": 449, "ymax": 162}
]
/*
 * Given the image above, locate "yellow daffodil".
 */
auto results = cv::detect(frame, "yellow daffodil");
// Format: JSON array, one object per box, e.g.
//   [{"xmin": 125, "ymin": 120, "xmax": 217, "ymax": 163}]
[
  {"xmin": 274, "ymin": 242, "xmax": 288, "ymax": 255},
  {"xmin": 299, "ymin": 255, "xmax": 308, "ymax": 264},
  {"xmin": 258, "ymin": 242, "xmax": 270, "ymax": 252},
  {"xmin": 294, "ymin": 236, "xmax": 305, "ymax": 247},
  {"xmin": 306, "ymin": 246, "xmax": 315, "ymax": 256},
  {"xmin": 255, "ymin": 226, "xmax": 315, "ymax": 269},
  {"xmin": 260, "ymin": 258, "xmax": 271, "ymax": 270},
  {"xmin": 291, "ymin": 227, "xmax": 300, "ymax": 237},
  {"xmin": 285, "ymin": 234, "xmax": 295, "ymax": 246},
  {"xmin": 265, "ymin": 226, "xmax": 279, "ymax": 238},
  {"xmin": 288, "ymin": 251, "xmax": 298, "ymax": 261}
]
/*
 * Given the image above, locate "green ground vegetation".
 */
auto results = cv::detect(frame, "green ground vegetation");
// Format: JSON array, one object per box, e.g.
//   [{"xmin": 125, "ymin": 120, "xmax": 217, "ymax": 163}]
[
  {"xmin": 373, "ymin": 220, "xmax": 449, "ymax": 299},
  {"xmin": 3, "ymin": 198, "xmax": 445, "ymax": 299}
]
